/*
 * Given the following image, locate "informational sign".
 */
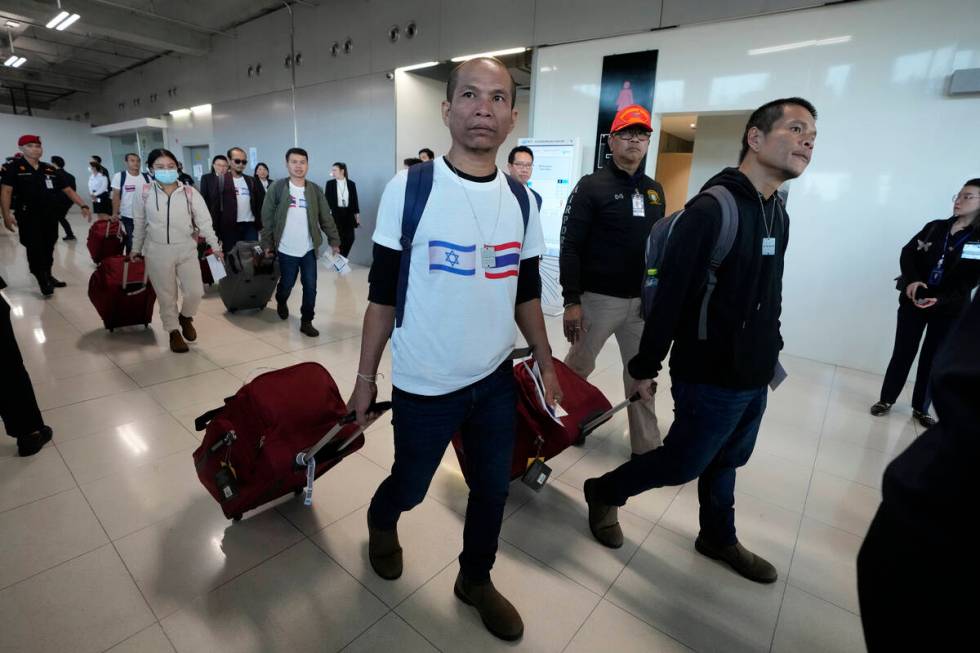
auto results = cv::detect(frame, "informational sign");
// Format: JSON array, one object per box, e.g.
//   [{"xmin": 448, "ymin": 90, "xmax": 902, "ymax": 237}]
[
  {"xmin": 594, "ymin": 49, "xmax": 658, "ymax": 171},
  {"xmin": 518, "ymin": 138, "xmax": 583, "ymax": 314},
  {"xmin": 248, "ymin": 147, "xmax": 258, "ymax": 169}
]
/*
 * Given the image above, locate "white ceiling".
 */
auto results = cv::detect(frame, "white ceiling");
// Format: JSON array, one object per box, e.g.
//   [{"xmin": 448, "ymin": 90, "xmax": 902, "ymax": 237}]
[{"xmin": 660, "ymin": 114, "xmax": 698, "ymax": 141}]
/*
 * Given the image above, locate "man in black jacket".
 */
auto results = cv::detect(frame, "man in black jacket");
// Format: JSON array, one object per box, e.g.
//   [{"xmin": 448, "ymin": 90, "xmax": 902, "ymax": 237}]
[
  {"xmin": 857, "ymin": 292, "xmax": 979, "ymax": 652},
  {"xmin": 583, "ymin": 98, "xmax": 817, "ymax": 585},
  {"xmin": 214, "ymin": 147, "xmax": 264, "ymax": 251},
  {"xmin": 50, "ymin": 156, "xmax": 76, "ymax": 240},
  {"xmin": 199, "ymin": 155, "xmax": 229, "ymax": 225},
  {"xmin": 561, "ymin": 105, "xmax": 666, "ymax": 456}
]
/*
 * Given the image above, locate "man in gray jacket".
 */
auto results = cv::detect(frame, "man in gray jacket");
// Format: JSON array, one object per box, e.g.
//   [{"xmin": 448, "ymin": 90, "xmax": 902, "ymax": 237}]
[{"xmin": 260, "ymin": 147, "xmax": 340, "ymax": 337}]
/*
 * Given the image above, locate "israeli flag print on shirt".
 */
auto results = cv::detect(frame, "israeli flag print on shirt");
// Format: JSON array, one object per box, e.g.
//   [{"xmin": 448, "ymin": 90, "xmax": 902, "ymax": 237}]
[
  {"xmin": 485, "ymin": 242, "xmax": 521, "ymax": 279},
  {"xmin": 429, "ymin": 240, "xmax": 476, "ymax": 276}
]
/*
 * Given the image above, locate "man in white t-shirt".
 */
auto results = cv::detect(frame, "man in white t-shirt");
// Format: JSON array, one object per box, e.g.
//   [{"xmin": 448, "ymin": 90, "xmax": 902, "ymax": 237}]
[
  {"xmin": 110, "ymin": 152, "xmax": 150, "ymax": 254},
  {"xmin": 259, "ymin": 147, "xmax": 339, "ymax": 337},
  {"xmin": 348, "ymin": 57, "xmax": 561, "ymax": 643},
  {"xmin": 215, "ymin": 146, "xmax": 265, "ymax": 252}
]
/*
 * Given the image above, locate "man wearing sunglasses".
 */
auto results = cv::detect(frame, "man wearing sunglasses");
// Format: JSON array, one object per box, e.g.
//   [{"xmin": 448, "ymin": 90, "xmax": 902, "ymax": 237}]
[
  {"xmin": 559, "ymin": 104, "xmax": 667, "ymax": 458},
  {"xmin": 214, "ymin": 146, "xmax": 265, "ymax": 251}
]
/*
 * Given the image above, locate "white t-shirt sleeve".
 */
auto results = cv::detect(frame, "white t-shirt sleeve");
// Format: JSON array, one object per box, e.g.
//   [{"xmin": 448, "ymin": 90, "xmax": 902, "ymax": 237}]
[
  {"xmin": 520, "ymin": 185, "xmax": 546, "ymax": 260},
  {"xmin": 372, "ymin": 170, "xmax": 409, "ymax": 251}
]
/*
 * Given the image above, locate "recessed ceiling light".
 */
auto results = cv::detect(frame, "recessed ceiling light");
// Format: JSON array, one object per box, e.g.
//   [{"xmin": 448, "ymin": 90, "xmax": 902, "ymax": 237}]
[{"xmin": 689, "ymin": 123, "xmax": 696, "ymax": 128}]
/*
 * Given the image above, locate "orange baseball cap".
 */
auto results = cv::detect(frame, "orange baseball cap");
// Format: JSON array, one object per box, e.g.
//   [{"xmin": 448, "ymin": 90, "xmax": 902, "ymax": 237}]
[
  {"xmin": 17, "ymin": 134, "xmax": 41, "ymax": 146},
  {"xmin": 610, "ymin": 105, "xmax": 652, "ymax": 133}
]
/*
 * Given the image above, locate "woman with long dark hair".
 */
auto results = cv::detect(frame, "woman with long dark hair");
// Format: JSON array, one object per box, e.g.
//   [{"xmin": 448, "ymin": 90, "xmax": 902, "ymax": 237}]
[
  {"xmin": 871, "ymin": 178, "xmax": 980, "ymax": 427},
  {"xmin": 254, "ymin": 162, "xmax": 272, "ymax": 191},
  {"xmin": 324, "ymin": 161, "xmax": 360, "ymax": 257}
]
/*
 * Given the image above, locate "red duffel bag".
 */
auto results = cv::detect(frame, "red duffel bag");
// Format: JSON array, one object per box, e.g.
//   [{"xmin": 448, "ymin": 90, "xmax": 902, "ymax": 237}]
[
  {"xmin": 87, "ymin": 219, "xmax": 124, "ymax": 264},
  {"xmin": 87, "ymin": 255, "xmax": 156, "ymax": 331},
  {"xmin": 193, "ymin": 362, "xmax": 390, "ymax": 521},
  {"xmin": 452, "ymin": 357, "xmax": 613, "ymax": 487}
]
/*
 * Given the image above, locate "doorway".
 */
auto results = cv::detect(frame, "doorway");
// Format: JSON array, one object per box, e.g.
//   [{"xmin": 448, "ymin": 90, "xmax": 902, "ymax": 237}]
[{"xmin": 184, "ymin": 145, "xmax": 210, "ymax": 184}]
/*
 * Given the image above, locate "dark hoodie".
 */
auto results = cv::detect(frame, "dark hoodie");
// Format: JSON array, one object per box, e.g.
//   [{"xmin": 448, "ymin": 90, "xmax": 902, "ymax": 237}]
[
  {"xmin": 879, "ymin": 292, "xmax": 979, "ymax": 529},
  {"xmin": 628, "ymin": 167, "xmax": 787, "ymax": 389}
]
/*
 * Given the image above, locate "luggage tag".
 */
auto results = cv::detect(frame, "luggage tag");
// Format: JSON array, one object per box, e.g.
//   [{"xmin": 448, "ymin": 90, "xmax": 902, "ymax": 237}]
[
  {"xmin": 521, "ymin": 436, "xmax": 552, "ymax": 491},
  {"xmin": 762, "ymin": 237, "xmax": 776, "ymax": 256},
  {"xmin": 215, "ymin": 461, "xmax": 239, "ymax": 502},
  {"xmin": 963, "ymin": 242, "xmax": 980, "ymax": 260},
  {"xmin": 632, "ymin": 191, "xmax": 645, "ymax": 217}
]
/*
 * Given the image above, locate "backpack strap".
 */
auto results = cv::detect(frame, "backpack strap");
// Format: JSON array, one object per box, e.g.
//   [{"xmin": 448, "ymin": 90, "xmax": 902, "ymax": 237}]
[
  {"xmin": 529, "ymin": 186, "xmax": 543, "ymax": 212},
  {"xmin": 696, "ymin": 185, "xmax": 739, "ymax": 341},
  {"xmin": 182, "ymin": 185, "xmax": 199, "ymax": 235},
  {"xmin": 503, "ymin": 174, "xmax": 531, "ymax": 232},
  {"xmin": 395, "ymin": 161, "xmax": 435, "ymax": 328}
]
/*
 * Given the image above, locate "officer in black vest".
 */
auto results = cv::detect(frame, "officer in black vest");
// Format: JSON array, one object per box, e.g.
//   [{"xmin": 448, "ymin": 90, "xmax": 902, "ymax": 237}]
[{"xmin": 1, "ymin": 135, "xmax": 91, "ymax": 295}]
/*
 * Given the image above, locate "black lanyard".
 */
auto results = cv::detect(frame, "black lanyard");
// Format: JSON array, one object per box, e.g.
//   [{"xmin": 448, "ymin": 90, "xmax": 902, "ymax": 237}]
[{"xmin": 929, "ymin": 227, "xmax": 972, "ymax": 285}]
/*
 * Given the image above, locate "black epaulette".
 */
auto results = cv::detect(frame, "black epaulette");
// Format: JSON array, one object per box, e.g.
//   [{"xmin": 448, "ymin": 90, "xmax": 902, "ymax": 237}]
[{"xmin": 40, "ymin": 161, "xmax": 56, "ymax": 173}]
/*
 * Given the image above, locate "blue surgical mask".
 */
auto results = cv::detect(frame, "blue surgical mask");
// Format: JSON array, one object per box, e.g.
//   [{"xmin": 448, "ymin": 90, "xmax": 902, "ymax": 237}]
[{"xmin": 154, "ymin": 169, "xmax": 179, "ymax": 184}]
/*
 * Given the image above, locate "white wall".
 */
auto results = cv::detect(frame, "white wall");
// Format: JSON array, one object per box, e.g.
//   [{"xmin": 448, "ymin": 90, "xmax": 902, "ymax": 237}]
[
  {"xmin": 685, "ymin": 113, "xmax": 749, "ymax": 198},
  {"xmin": 395, "ymin": 71, "xmax": 531, "ymax": 170},
  {"xmin": 166, "ymin": 108, "xmax": 215, "ymax": 156},
  {"xmin": 532, "ymin": 0, "xmax": 980, "ymax": 374},
  {"xmin": 0, "ymin": 114, "xmax": 112, "ymax": 187}
]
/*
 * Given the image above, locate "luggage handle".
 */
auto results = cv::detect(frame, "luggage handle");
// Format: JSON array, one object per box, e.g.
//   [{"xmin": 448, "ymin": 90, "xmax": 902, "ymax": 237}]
[
  {"xmin": 121, "ymin": 259, "xmax": 149, "ymax": 296},
  {"xmin": 295, "ymin": 401, "xmax": 392, "ymax": 467},
  {"xmin": 577, "ymin": 392, "xmax": 642, "ymax": 441}
]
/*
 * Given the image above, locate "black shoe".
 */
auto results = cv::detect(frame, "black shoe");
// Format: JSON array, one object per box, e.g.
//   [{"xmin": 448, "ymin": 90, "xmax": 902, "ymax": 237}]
[
  {"xmin": 63, "ymin": 234, "xmax": 76, "ymax": 241},
  {"xmin": 300, "ymin": 321, "xmax": 319, "ymax": 337},
  {"xmin": 454, "ymin": 571, "xmax": 524, "ymax": 641},
  {"xmin": 695, "ymin": 535, "xmax": 778, "ymax": 584},
  {"xmin": 913, "ymin": 410, "xmax": 937, "ymax": 429},
  {"xmin": 17, "ymin": 426, "xmax": 53, "ymax": 457},
  {"xmin": 367, "ymin": 512, "xmax": 403, "ymax": 580},
  {"xmin": 584, "ymin": 478, "xmax": 624, "ymax": 548},
  {"xmin": 276, "ymin": 301, "xmax": 289, "ymax": 320},
  {"xmin": 869, "ymin": 401, "xmax": 892, "ymax": 417},
  {"xmin": 49, "ymin": 276, "xmax": 67, "ymax": 288},
  {"xmin": 39, "ymin": 281, "xmax": 54, "ymax": 297}
]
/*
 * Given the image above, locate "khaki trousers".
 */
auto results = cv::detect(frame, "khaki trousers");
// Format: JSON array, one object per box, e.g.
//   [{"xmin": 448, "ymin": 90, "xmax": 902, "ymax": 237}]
[
  {"xmin": 565, "ymin": 292, "xmax": 662, "ymax": 454},
  {"xmin": 145, "ymin": 241, "xmax": 203, "ymax": 333}
]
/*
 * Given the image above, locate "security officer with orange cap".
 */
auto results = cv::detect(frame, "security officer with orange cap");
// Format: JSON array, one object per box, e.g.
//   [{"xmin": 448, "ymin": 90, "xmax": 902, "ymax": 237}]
[{"xmin": 1, "ymin": 134, "xmax": 91, "ymax": 295}]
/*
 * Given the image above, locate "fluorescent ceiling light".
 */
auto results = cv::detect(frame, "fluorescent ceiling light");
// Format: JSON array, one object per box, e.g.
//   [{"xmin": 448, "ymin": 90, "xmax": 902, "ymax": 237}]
[
  {"xmin": 11, "ymin": 56, "xmax": 26, "ymax": 67},
  {"xmin": 451, "ymin": 47, "xmax": 527, "ymax": 62},
  {"xmin": 5, "ymin": 21, "xmax": 20, "ymax": 28},
  {"xmin": 190, "ymin": 104, "xmax": 211, "ymax": 113},
  {"xmin": 169, "ymin": 108, "xmax": 191, "ymax": 117},
  {"xmin": 55, "ymin": 14, "xmax": 81, "ymax": 31},
  {"xmin": 3, "ymin": 55, "xmax": 17, "ymax": 67},
  {"xmin": 689, "ymin": 123, "xmax": 696, "ymax": 128},
  {"xmin": 46, "ymin": 10, "xmax": 69, "ymax": 29},
  {"xmin": 748, "ymin": 36, "xmax": 851, "ymax": 56},
  {"xmin": 395, "ymin": 61, "xmax": 439, "ymax": 73}
]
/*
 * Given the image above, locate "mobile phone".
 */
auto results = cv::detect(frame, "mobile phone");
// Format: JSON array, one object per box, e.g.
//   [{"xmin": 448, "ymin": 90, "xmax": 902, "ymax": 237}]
[{"xmin": 914, "ymin": 285, "xmax": 931, "ymax": 301}]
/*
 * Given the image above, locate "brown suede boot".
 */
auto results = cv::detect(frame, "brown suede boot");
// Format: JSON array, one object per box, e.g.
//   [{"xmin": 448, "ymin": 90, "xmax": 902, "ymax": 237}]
[
  {"xmin": 584, "ymin": 478, "xmax": 624, "ymax": 548},
  {"xmin": 454, "ymin": 571, "xmax": 524, "ymax": 641},
  {"xmin": 367, "ymin": 512, "xmax": 402, "ymax": 580},
  {"xmin": 178, "ymin": 314, "xmax": 197, "ymax": 341},
  {"xmin": 300, "ymin": 320, "xmax": 319, "ymax": 337},
  {"xmin": 169, "ymin": 330, "xmax": 189, "ymax": 353},
  {"xmin": 694, "ymin": 535, "xmax": 778, "ymax": 584}
]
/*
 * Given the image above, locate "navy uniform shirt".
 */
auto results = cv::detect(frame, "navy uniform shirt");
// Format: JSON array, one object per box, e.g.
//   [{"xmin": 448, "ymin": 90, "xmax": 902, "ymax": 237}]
[{"xmin": 0, "ymin": 158, "xmax": 67, "ymax": 214}]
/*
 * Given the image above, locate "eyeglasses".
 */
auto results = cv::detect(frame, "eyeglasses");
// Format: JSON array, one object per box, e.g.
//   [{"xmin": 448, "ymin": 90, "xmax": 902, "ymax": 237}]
[
  {"xmin": 613, "ymin": 130, "xmax": 651, "ymax": 142},
  {"xmin": 232, "ymin": 159, "xmax": 247, "ymax": 165},
  {"xmin": 953, "ymin": 193, "xmax": 979, "ymax": 202},
  {"xmin": 511, "ymin": 162, "xmax": 533, "ymax": 169}
]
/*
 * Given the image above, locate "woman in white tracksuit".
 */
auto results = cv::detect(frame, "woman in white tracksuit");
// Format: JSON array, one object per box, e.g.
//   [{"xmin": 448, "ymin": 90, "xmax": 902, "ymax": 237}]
[{"xmin": 131, "ymin": 148, "xmax": 223, "ymax": 353}]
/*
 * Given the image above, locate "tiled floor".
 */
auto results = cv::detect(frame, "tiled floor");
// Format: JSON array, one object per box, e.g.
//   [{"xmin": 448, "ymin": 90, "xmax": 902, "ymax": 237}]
[{"xmin": 1, "ymin": 213, "xmax": 914, "ymax": 652}]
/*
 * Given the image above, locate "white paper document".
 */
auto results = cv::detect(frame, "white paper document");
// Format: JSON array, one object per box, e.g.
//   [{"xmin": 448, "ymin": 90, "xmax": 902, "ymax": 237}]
[
  {"xmin": 206, "ymin": 254, "xmax": 227, "ymax": 283},
  {"xmin": 524, "ymin": 361, "xmax": 568, "ymax": 424}
]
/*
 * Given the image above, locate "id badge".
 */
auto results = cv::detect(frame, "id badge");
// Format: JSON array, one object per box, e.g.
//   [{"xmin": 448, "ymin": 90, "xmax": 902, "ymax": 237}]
[
  {"xmin": 521, "ymin": 458, "xmax": 552, "ymax": 491},
  {"xmin": 44, "ymin": 177, "xmax": 54, "ymax": 189},
  {"xmin": 481, "ymin": 245, "xmax": 495, "ymax": 269},
  {"xmin": 632, "ymin": 192, "xmax": 645, "ymax": 217},
  {"xmin": 963, "ymin": 242, "xmax": 980, "ymax": 260},
  {"xmin": 762, "ymin": 237, "xmax": 776, "ymax": 256}
]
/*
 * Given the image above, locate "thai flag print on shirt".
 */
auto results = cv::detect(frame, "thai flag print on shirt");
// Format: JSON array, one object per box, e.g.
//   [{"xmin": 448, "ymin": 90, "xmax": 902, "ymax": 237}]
[
  {"xmin": 484, "ymin": 241, "xmax": 521, "ymax": 279},
  {"xmin": 429, "ymin": 241, "xmax": 476, "ymax": 276},
  {"xmin": 289, "ymin": 193, "xmax": 307, "ymax": 209}
]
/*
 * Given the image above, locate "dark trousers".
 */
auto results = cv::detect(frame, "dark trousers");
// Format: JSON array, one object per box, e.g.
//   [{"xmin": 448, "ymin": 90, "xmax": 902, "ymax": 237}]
[
  {"xmin": 333, "ymin": 207, "xmax": 356, "ymax": 257},
  {"xmin": 596, "ymin": 381, "xmax": 767, "ymax": 546},
  {"xmin": 368, "ymin": 362, "xmax": 516, "ymax": 581},
  {"xmin": 56, "ymin": 204, "xmax": 74, "ymax": 238},
  {"xmin": 879, "ymin": 303, "xmax": 956, "ymax": 412},
  {"xmin": 17, "ymin": 211, "xmax": 58, "ymax": 284},
  {"xmin": 120, "ymin": 216, "xmax": 134, "ymax": 254},
  {"xmin": 220, "ymin": 222, "xmax": 259, "ymax": 254},
  {"xmin": 857, "ymin": 504, "xmax": 969, "ymax": 652},
  {"xmin": 0, "ymin": 294, "xmax": 45, "ymax": 438},
  {"xmin": 275, "ymin": 249, "xmax": 317, "ymax": 322}
]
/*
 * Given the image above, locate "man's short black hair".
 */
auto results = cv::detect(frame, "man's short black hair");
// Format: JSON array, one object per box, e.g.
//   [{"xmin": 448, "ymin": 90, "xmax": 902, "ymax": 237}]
[
  {"xmin": 50, "ymin": 155, "xmax": 65, "ymax": 168},
  {"xmin": 403, "ymin": 157, "xmax": 422, "ymax": 167},
  {"xmin": 446, "ymin": 57, "xmax": 517, "ymax": 108},
  {"xmin": 227, "ymin": 147, "xmax": 246, "ymax": 159},
  {"xmin": 285, "ymin": 147, "xmax": 308, "ymax": 162},
  {"xmin": 739, "ymin": 97, "xmax": 817, "ymax": 163},
  {"xmin": 508, "ymin": 145, "xmax": 533, "ymax": 165},
  {"xmin": 418, "ymin": 148, "xmax": 434, "ymax": 159},
  {"xmin": 124, "ymin": 152, "xmax": 140, "ymax": 162}
]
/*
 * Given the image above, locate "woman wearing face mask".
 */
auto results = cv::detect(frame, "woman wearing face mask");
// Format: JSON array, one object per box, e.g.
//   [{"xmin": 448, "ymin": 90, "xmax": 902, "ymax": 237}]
[
  {"xmin": 254, "ymin": 162, "xmax": 272, "ymax": 191},
  {"xmin": 88, "ymin": 159, "xmax": 111, "ymax": 218},
  {"xmin": 871, "ymin": 179, "xmax": 980, "ymax": 427},
  {"xmin": 131, "ymin": 148, "xmax": 223, "ymax": 353}
]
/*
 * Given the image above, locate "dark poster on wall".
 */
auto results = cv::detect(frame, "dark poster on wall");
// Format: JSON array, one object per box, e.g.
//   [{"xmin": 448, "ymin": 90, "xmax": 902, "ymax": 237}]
[{"xmin": 594, "ymin": 49, "xmax": 658, "ymax": 171}]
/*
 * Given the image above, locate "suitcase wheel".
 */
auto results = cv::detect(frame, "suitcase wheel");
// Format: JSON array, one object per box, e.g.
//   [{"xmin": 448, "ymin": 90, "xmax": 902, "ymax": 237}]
[
  {"xmin": 231, "ymin": 514, "xmax": 242, "ymax": 522},
  {"xmin": 294, "ymin": 488, "xmax": 302, "ymax": 496},
  {"xmin": 573, "ymin": 433, "xmax": 586, "ymax": 447},
  {"xmin": 228, "ymin": 308, "xmax": 237, "ymax": 313}
]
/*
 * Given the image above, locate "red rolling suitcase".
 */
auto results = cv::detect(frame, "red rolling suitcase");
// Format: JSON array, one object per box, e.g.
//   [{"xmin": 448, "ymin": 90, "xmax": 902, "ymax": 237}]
[
  {"xmin": 87, "ymin": 219, "xmax": 125, "ymax": 264},
  {"xmin": 197, "ymin": 236, "xmax": 215, "ymax": 285},
  {"xmin": 87, "ymin": 255, "xmax": 156, "ymax": 331},
  {"xmin": 193, "ymin": 362, "xmax": 390, "ymax": 521},
  {"xmin": 452, "ymin": 356, "xmax": 615, "ymax": 489}
]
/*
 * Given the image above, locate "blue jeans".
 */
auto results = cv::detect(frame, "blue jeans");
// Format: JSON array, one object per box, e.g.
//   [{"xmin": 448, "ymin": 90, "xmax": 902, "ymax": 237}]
[
  {"xmin": 120, "ymin": 216, "xmax": 134, "ymax": 254},
  {"xmin": 368, "ymin": 362, "xmax": 516, "ymax": 581},
  {"xmin": 596, "ymin": 380, "xmax": 767, "ymax": 546},
  {"xmin": 275, "ymin": 249, "xmax": 317, "ymax": 322}
]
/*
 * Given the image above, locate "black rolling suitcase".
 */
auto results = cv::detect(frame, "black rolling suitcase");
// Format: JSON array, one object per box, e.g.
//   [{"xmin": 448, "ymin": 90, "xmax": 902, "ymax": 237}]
[{"xmin": 219, "ymin": 241, "xmax": 280, "ymax": 312}]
